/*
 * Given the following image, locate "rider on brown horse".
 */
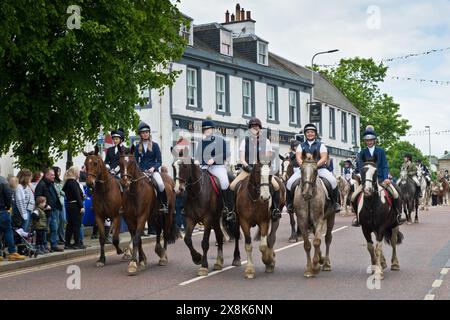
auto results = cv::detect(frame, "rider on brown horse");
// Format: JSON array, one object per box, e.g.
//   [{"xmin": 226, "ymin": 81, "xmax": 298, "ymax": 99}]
[
  {"xmin": 105, "ymin": 128, "xmax": 128, "ymax": 177},
  {"xmin": 194, "ymin": 120, "xmax": 234, "ymax": 221},
  {"xmin": 134, "ymin": 121, "xmax": 168, "ymax": 214},
  {"xmin": 230, "ymin": 117, "xmax": 282, "ymax": 220}
]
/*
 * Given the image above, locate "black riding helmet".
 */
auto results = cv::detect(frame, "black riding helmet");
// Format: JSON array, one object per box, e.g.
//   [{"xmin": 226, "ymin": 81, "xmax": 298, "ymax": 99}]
[
  {"xmin": 303, "ymin": 123, "xmax": 318, "ymax": 134},
  {"xmin": 404, "ymin": 153, "xmax": 412, "ymax": 161},
  {"xmin": 111, "ymin": 128, "xmax": 125, "ymax": 141},
  {"xmin": 248, "ymin": 117, "xmax": 262, "ymax": 129}
]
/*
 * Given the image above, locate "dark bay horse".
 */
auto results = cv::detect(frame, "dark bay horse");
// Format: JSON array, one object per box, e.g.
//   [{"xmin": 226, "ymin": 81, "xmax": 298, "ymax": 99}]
[
  {"xmin": 235, "ymin": 162, "xmax": 279, "ymax": 279},
  {"xmin": 119, "ymin": 146, "xmax": 164, "ymax": 275},
  {"xmin": 357, "ymin": 162, "xmax": 403, "ymax": 280},
  {"xmin": 279, "ymin": 154, "xmax": 301, "ymax": 243},
  {"xmin": 293, "ymin": 151, "xmax": 335, "ymax": 278},
  {"xmin": 83, "ymin": 146, "xmax": 123, "ymax": 267},
  {"xmin": 173, "ymin": 157, "xmax": 237, "ymax": 276},
  {"xmin": 398, "ymin": 169, "xmax": 419, "ymax": 224}
]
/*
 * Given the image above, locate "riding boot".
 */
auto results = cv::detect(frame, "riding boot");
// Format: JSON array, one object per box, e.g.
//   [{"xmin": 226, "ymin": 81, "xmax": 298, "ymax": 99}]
[
  {"xmin": 286, "ymin": 190, "xmax": 294, "ymax": 214},
  {"xmin": 332, "ymin": 187, "xmax": 342, "ymax": 213},
  {"xmin": 271, "ymin": 191, "xmax": 282, "ymax": 220},
  {"xmin": 157, "ymin": 189, "xmax": 169, "ymax": 215}
]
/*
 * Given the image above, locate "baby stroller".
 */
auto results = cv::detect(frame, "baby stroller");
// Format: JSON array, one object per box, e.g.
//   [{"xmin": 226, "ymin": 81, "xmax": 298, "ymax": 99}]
[{"xmin": 11, "ymin": 210, "xmax": 38, "ymax": 258}]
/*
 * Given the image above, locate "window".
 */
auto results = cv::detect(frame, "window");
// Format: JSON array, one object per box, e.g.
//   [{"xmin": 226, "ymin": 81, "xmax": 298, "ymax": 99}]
[
  {"xmin": 180, "ymin": 23, "xmax": 193, "ymax": 46},
  {"xmin": 267, "ymin": 85, "xmax": 276, "ymax": 121},
  {"xmin": 351, "ymin": 115, "xmax": 357, "ymax": 144},
  {"xmin": 220, "ymin": 30, "xmax": 233, "ymax": 56},
  {"xmin": 329, "ymin": 107, "xmax": 335, "ymax": 139},
  {"xmin": 216, "ymin": 74, "xmax": 226, "ymax": 112},
  {"xmin": 258, "ymin": 41, "xmax": 268, "ymax": 65},
  {"xmin": 289, "ymin": 90, "xmax": 298, "ymax": 125},
  {"xmin": 341, "ymin": 112, "xmax": 348, "ymax": 142},
  {"xmin": 135, "ymin": 86, "xmax": 151, "ymax": 109},
  {"xmin": 187, "ymin": 68, "xmax": 197, "ymax": 107},
  {"xmin": 243, "ymin": 80, "xmax": 252, "ymax": 117}
]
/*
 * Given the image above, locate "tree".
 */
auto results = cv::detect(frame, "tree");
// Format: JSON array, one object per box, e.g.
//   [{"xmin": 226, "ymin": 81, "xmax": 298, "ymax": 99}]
[
  {"xmin": 317, "ymin": 58, "xmax": 411, "ymax": 150},
  {"xmin": 385, "ymin": 141, "xmax": 429, "ymax": 178},
  {"xmin": 0, "ymin": 0, "xmax": 188, "ymax": 170}
]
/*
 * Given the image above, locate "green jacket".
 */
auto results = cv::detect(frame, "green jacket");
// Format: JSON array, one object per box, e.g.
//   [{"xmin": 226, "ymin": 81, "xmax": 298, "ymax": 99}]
[
  {"xmin": 401, "ymin": 161, "xmax": 417, "ymax": 177},
  {"xmin": 31, "ymin": 207, "xmax": 48, "ymax": 231}
]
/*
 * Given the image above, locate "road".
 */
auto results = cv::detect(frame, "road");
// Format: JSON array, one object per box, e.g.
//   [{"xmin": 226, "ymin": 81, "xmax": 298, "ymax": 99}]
[{"xmin": 1, "ymin": 206, "xmax": 449, "ymax": 300}]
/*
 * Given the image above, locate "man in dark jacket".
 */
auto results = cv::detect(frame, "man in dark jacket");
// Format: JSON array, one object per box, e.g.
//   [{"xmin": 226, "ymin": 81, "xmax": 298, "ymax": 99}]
[{"xmin": 35, "ymin": 168, "xmax": 64, "ymax": 252}]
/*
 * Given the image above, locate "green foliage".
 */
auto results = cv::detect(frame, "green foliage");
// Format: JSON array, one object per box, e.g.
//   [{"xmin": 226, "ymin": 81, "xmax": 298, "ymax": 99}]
[
  {"xmin": 0, "ymin": 0, "xmax": 188, "ymax": 170},
  {"xmin": 386, "ymin": 141, "xmax": 429, "ymax": 178},
  {"xmin": 317, "ymin": 58, "xmax": 411, "ymax": 150}
]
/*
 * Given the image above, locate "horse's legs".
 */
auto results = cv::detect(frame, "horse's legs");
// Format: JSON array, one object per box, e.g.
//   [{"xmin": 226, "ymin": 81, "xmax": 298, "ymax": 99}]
[
  {"xmin": 128, "ymin": 216, "xmax": 146, "ymax": 275},
  {"xmin": 95, "ymin": 215, "xmax": 106, "ymax": 267},
  {"xmin": 312, "ymin": 219, "xmax": 325, "ymax": 275},
  {"xmin": 197, "ymin": 224, "xmax": 211, "ymax": 276},
  {"xmin": 322, "ymin": 215, "xmax": 335, "ymax": 271},
  {"xmin": 241, "ymin": 221, "xmax": 255, "ymax": 279},
  {"xmin": 111, "ymin": 216, "xmax": 123, "ymax": 255},
  {"xmin": 184, "ymin": 217, "xmax": 202, "ymax": 265},
  {"xmin": 362, "ymin": 227, "xmax": 376, "ymax": 273},
  {"xmin": 232, "ymin": 220, "xmax": 241, "ymax": 267},
  {"xmin": 414, "ymin": 197, "xmax": 419, "ymax": 223},
  {"xmin": 259, "ymin": 221, "xmax": 273, "ymax": 268},
  {"xmin": 391, "ymin": 226, "xmax": 400, "ymax": 271},
  {"xmin": 302, "ymin": 229, "xmax": 313, "ymax": 278},
  {"xmin": 288, "ymin": 212, "xmax": 298, "ymax": 243},
  {"xmin": 265, "ymin": 218, "xmax": 279, "ymax": 273},
  {"xmin": 154, "ymin": 218, "xmax": 168, "ymax": 266},
  {"xmin": 374, "ymin": 238, "xmax": 384, "ymax": 280},
  {"xmin": 212, "ymin": 221, "xmax": 224, "ymax": 271}
]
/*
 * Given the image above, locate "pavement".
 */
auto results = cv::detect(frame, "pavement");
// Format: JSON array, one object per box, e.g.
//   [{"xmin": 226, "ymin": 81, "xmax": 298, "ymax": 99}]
[{"xmin": 0, "ymin": 206, "xmax": 449, "ymax": 300}]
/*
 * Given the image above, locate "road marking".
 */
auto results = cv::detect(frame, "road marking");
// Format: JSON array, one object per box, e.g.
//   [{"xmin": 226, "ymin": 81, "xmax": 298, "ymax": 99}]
[
  {"xmin": 424, "ymin": 259, "xmax": 450, "ymax": 300},
  {"xmin": 424, "ymin": 294, "xmax": 435, "ymax": 300},
  {"xmin": 179, "ymin": 225, "xmax": 348, "ymax": 286},
  {"xmin": 440, "ymin": 268, "xmax": 449, "ymax": 275},
  {"xmin": 432, "ymin": 280, "xmax": 443, "ymax": 288}
]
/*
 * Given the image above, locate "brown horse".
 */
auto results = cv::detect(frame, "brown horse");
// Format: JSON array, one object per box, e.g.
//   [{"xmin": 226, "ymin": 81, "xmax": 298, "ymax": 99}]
[
  {"xmin": 173, "ymin": 156, "xmax": 237, "ymax": 276},
  {"xmin": 235, "ymin": 162, "xmax": 279, "ymax": 279},
  {"xmin": 83, "ymin": 146, "xmax": 123, "ymax": 267},
  {"xmin": 119, "ymin": 146, "xmax": 157, "ymax": 275},
  {"xmin": 439, "ymin": 177, "xmax": 449, "ymax": 206},
  {"xmin": 337, "ymin": 176, "xmax": 351, "ymax": 216}
]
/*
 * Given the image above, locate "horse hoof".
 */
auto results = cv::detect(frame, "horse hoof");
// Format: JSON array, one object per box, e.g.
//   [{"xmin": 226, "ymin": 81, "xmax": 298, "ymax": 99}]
[
  {"xmin": 381, "ymin": 262, "xmax": 387, "ymax": 270},
  {"xmin": 265, "ymin": 265, "xmax": 275, "ymax": 273},
  {"xmin": 213, "ymin": 263, "xmax": 223, "ymax": 271},
  {"xmin": 414, "ymin": 219, "xmax": 419, "ymax": 224},
  {"xmin": 158, "ymin": 259, "xmax": 168, "ymax": 266},
  {"xmin": 288, "ymin": 237, "xmax": 298, "ymax": 243},
  {"xmin": 304, "ymin": 271, "xmax": 314, "ymax": 278},
  {"xmin": 138, "ymin": 261, "xmax": 147, "ymax": 271},
  {"xmin": 197, "ymin": 267, "xmax": 208, "ymax": 276},
  {"xmin": 319, "ymin": 256, "xmax": 325, "ymax": 265},
  {"xmin": 244, "ymin": 272, "xmax": 255, "ymax": 279},
  {"xmin": 407, "ymin": 222, "xmax": 412, "ymax": 225},
  {"xmin": 232, "ymin": 259, "xmax": 241, "ymax": 267},
  {"xmin": 259, "ymin": 244, "xmax": 268, "ymax": 252},
  {"xmin": 127, "ymin": 262, "xmax": 138, "ymax": 275},
  {"xmin": 96, "ymin": 261, "xmax": 105, "ymax": 268},
  {"xmin": 322, "ymin": 264, "xmax": 332, "ymax": 271},
  {"xmin": 122, "ymin": 254, "xmax": 131, "ymax": 261},
  {"xmin": 391, "ymin": 264, "xmax": 400, "ymax": 271}
]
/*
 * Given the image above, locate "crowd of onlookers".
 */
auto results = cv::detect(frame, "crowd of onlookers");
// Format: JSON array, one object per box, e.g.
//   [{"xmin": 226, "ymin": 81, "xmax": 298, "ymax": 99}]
[{"xmin": 1, "ymin": 166, "xmax": 87, "ymax": 262}]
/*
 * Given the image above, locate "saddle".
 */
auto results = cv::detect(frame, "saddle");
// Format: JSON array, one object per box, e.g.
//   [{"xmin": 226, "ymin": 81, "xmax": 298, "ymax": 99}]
[
  {"xmin": 319, "ymin": 177, "xmax": 332, "ymax": 201},
  {"xmin": 204, "ymin": 170, "xmax": 220, "ymax": 196}
]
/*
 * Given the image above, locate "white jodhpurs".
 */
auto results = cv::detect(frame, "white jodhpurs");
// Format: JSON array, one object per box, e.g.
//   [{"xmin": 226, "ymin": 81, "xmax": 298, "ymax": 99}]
[
  {"xmin": 202, "ymin": 165, "xmax": 229, "ymax": 190},
  {"xmin": 318, "ymin": 168, "xmax": 337, "ymax": 189},
  {"xmin": 287, "ymin": 170, "xmax": 301, "ymax": 191},
  {"xmin": 152, "ymin": 172, "xmax": 165, "ymax": 192}
]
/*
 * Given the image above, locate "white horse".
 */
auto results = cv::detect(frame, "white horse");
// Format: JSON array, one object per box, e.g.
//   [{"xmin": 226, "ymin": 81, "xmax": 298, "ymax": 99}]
[{"xmin": 417, "ymin": 169, "xmax": 430, "ymax": 211}]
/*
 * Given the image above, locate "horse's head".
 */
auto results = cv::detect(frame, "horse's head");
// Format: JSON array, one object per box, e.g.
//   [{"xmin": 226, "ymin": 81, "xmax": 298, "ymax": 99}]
[
  {"xmin": 250, "ymin": 162, "xmax": 271, "ymax": 201},
  {"xmin": 361, "ymin": 162, "xmax": 378, "ymax": 196},
  {"xmin": 300, "ymin": 151, "xmax": 318, "ymax": 200},
  {"xmin": 279, "ymin": 154, "xmax": 293, "ymax": 182},
  {"xmin": 399, "ymin": 167, "xmax": 408, "ymax": 183},
  {"xmin": 119, "ymin": 145, "xmax": 136, "ymax": 190},
  {"xmin": 83, "ymin": 146, "xmax": 105, "ymax": 187},
  {"xmin": 173, "ymin": 157, "xmax": 198, "ymax": 193}
]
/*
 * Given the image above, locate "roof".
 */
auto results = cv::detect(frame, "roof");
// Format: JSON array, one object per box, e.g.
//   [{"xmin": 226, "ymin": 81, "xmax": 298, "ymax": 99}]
[
  {"xmin": 439, "ymin": 153, "xmax": 450, "ymax": 160},
  {"xmin": 269, "ymin": 52, "xmax": 360, "ymax": 115},
  {"xmin": 193, "ymin": 23, "xmax": 232, "ymax": 33},
  {"xmin": 233, "ymin": 34, "xmax": 269, "ymax": 43}
]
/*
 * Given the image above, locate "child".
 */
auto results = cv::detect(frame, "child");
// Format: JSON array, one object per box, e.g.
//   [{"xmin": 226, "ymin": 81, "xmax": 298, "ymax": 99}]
[{"xmin": 32, "ymin": 196, "xmax": 49, "ymax": 255}]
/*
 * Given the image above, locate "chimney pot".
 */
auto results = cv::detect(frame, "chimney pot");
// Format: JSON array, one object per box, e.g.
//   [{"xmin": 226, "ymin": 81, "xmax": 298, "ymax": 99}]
[
  {"xmin": 235, "ymin": 4, "xmax": 241, "ymax": 21},
  {"xmin": 241, "ymin": 8, "xmax": 245, "ymax": 21},
  {"xmin": 225, "ymin": 10, "xmax": 230, "ymax": 23},
  {"xmin": 231, "ymin": 13, "xmax": 235, "ymax": 22},
  {"xmin": 246, "ymin": 11, "xmax": 251, "ymax": 20}
]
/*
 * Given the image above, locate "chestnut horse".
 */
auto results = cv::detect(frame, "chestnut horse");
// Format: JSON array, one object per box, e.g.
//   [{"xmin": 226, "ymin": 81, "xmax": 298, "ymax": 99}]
[{"xmin": 83, "ymin": 146, "xmax": 123, "ymax": 267}]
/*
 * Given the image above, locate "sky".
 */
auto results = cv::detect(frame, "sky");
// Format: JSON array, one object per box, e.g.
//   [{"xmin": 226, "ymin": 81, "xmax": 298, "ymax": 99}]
[{"xmin": 176, "ymin": 0, "xmax": 450, "ymax": 158}]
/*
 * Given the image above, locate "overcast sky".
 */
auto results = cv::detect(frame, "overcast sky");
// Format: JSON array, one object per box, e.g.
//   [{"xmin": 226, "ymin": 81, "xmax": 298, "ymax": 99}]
[{"xmin": 176, "ymin": 0, "xmax": 450, "ymax": 158}]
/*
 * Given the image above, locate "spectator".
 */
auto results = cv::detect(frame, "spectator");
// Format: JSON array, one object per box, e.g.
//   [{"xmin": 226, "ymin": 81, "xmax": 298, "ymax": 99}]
[
  {"xmin": 34, "ymin": 168, "xmax": 64, "ymax": 252},
  {"xmin": 30, "ymin": 171, "xmax": 43, "ymax": 193},
  {"xmin": 63, "ymin": 166, "xmax": 86, "ymax": 249},
  {"xmin": 32, "ymin": 196, "xmax": 49, "ymax": 255},
  {"xmin": 53, "ymin": 166, "xmax": 66, "ymax": 245},
  {"xmin": 0, "ymin": 173, "xmax": 26, "ymax": 261},
  {"xmin": 17, "ymin": 169, "xmax": 35, "ymax": 232},
  {"xmin": 175, "ymin": 190, "xmax": 185, "ymax": 232}
]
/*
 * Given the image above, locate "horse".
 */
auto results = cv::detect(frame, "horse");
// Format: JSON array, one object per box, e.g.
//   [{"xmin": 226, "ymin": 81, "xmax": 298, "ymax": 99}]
[
  {"xmin": 398, "ymin": 168, "xmax": 419, "ymax": 224},
  {"xmin": 356, "ymin": 161, "xmax": 403, "ymax": 280},
  {"xmin": 337, "ymin": 176, "xmax": 351, "ymax": 216},
  {"xmin": 417, "ymin": 168, "xmax": 430, "ymax": 211},
  {"xmin": 173, "ymin": 155, "xmax": 238, "ymax": 277},
  {"xmin": 439, "ymin": 177, "xmax": 449, "ymax": 206},
  {"xmin": 83, "ymin": 146, "xmax": 124, "ymax": 267},
  {"xmin": 279, "ymin": 154, "xmax": 301, "ymax": 243},
  {"xmin": 119, "ymin": 146, "xmax": 157, "ymax": 274},
  {"xmin": 293, "ymin": 151, "xmax": 336, "ymax": 278}
]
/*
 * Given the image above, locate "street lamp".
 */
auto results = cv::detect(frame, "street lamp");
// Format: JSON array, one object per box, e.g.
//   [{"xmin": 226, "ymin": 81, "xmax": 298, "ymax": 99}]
[
  {"xmin": 310, "ymin": 49, "xmax": 339, "ymax": 103},
  {"xmin": 425, "ymin": 126, "xmax": 431, "ymax": 165}
]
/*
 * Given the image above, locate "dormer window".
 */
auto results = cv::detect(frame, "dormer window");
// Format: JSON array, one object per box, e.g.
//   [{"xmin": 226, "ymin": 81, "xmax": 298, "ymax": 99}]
[
  {"xmin": 180, "ymin": 23, "xmax": 193, "ymax": 46},
  {"xmin": 257, "ymin": 41, "xmax": 268, "ymax": 66},
  {"xmin": 220, "ymin": 30, "xmax": 233, "ymax": 56}
]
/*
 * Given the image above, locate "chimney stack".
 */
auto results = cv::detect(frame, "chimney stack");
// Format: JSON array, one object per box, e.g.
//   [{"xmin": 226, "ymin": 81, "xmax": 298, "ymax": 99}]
[
  {"xmin": 231, "ymin": 13, "xmax": 235, "ymax": 22},
  {"xmin": 225, "ymin": 10, "xmax": 230, "ymax": 23},
  {"xmin": 241, "ymin": 8, "xmax": 245, "ymax": 21},
  {"xmin": 246, "ymin": 11, "xmax": 251, "ymax": 20},
  {"xmin": 235, "ymin": 3, "xmax": 241, "ymax": 21}
]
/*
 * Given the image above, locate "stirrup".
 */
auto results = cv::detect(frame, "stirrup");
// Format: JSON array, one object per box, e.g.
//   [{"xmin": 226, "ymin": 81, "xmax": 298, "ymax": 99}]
[
  {"xmin": 271, "ymin": 208, "xmax": 282, "ymax": 220},
  {"xmin": 159, "ymin": 204, "xmax": 169, "ymax": 214},
  {"xmin": 225, "ymin": 211, "xmax": 236, "ymax": 223}
]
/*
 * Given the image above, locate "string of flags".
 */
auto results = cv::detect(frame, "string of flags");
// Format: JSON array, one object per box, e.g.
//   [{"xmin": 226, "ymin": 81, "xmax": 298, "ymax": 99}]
[
  {"xmin": 407, "ymin": 130, "xmax": 450, "ymax": 137},
  {"xmin": 388, "ymin": 76, "xmax": 450, "ymax": 86}
]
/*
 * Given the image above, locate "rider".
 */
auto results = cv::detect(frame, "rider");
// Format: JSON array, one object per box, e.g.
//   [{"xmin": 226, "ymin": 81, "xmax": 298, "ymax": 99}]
[
  {"xmin": 284, "ymin": 139, "xmax": 300, "ymax": 214},
  {"xmin": 286, "ymin": 123, "xmax": 341, "ymax": 212},
  {"xmin": 134, "ymin": 121, "xmax": 168, "ymax": 214},
  {"xmin": 351, "ymin": 125, "xmax": 405, "ymax": 226},
  {"xmin": 105, "ymin": 128, "xmax": 128, "ymax": 177},
  {"xmin": 444, "ymin": 170, "xmax": 450, "ymax": 182},
  {"xmin": 397, "ymin": 154, "xmax": 422, "ymax": 197},
  {"xmin": 342, "ymin": 159, "xmax": 355, "ymax": 191},
  {"xmin": 194, "ymin": 120, "xmax": 234, "ymax": 220},
  {"xmin": 229, "ymin": 117, "xmax": 282, "ymax": 220},
  {"xmin": 416, "ymin": 159, "xmax": 431, "ymax": 186}
]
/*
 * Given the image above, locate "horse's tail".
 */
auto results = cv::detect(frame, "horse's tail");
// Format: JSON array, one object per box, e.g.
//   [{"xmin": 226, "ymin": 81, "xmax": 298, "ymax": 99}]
[
  {"xmin": 384, "ymin": 228, "xmax": 404, "ymax": 246},
  {"xmin": 161, "ymin": 207, "xmax": 179, "ymax": 245},
  {"xmin": 219, "ymin": 216, "xmax": 231, "ymax": 242},
  {"xmin": 253, "ymin": 226, "xmax": 261, "ymax": 241}
]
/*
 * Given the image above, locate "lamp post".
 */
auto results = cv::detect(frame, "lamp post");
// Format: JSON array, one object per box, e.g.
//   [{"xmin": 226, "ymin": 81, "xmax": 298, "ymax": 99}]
[
  {"xmin": 425, "ymin": 125, "xmax": 431, "ymax": 165},
  {"xmin": 310, "ymin": 49, "xmax": 339, "ymax": 103}
]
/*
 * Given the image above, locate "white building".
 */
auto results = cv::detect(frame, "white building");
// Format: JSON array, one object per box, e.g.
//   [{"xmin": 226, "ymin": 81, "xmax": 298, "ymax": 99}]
[{"xmin": 1, "ymin": 5, "xmax": 360, "ymax": 177}]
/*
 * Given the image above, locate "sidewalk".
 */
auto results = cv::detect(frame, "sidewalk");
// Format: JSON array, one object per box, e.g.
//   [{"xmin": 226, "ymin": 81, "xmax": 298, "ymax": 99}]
[{"xmin": 0, "ymin": 231, "xmax": 156, "ymax": 274}]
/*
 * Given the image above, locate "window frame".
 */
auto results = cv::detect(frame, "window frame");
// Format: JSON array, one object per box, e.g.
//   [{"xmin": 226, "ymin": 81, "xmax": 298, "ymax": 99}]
[
  {"xmin": 341, "ymin": 111, "xmax": 348, "ymax": 143},
  {"xmin": 220, "ymin": 30, "xmax": 233, "ymax": 56},
  {"xmin": 257, "ymin": 41, "xmax": 268, "ymax": 66},
  {"xmin": 289, "ymin": 89, "xmax": 300, "ymax": 126},
  {"xmin": 329, "ymin": 107, "xmax": 336, "ymax": 139},
  {"xmin": 242, "ymin": 79, "xmax": 253, "ymax": 117},
  {"xmin": 351, "ymin": 115, "xmax": 357, "ymax": 145},
  {"xmin": 266, "ymin": 85, "xmax": 279, "ymax": 124}
]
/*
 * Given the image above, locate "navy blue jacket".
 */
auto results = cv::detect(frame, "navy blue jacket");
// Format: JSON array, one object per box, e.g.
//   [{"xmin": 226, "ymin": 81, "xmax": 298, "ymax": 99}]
[
  {"xmin": 135, "ymin": 141, "xmax": 162, "ymax": 172},
  {"xmin": 356, "ymin": 146, "xmax": 389, "ymax": 182},
  {"xmin": 105, "ymin": 145, "xmax": 129, "ymax": 171},
  {"xmin": 195, "ymin": 135, "xmax": 228, "ymax": 166},
  {"xmin": 301, "ymin": 139, "xmax": 326, "ymax": 168}
]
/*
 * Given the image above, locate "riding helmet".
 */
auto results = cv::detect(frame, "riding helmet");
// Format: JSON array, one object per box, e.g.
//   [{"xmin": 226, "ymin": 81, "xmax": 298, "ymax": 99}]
[
  {"xmin": 403, "ymin": 153, "xmax": 412, "ymax": 161},
  {"xmin": 111, "ymin": 128, "xmax": 125, "ymax": 141},
  {"xmin": 303, "ymin": 123, "xmax": 317, "ymax": 134},
  {"xmin": 248, "ymin": 117, "xmax": 262, "ymax": 129},
  {"xmin": 202, "ymin": 120, "xmax": 216, "ymax": 130},
  {"xmin": 137, "ymin": 121, "xmax": 151, "ymax": 133},
  {"xmin": 362, "ymin": 125, "xmax": 377, "ymax": 140}
]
